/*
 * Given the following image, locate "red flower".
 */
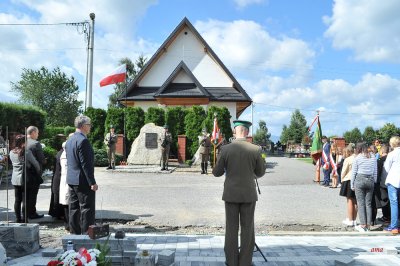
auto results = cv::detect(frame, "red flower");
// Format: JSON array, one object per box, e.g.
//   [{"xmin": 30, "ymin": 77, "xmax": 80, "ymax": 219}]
[{"xmin": 47, "ymin": 261, "xmax": 60, "ymax": 266}]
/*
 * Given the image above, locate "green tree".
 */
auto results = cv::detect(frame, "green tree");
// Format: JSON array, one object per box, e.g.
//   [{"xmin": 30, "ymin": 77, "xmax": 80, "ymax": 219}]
[
  {"xmin": 165, "ymin": 106, "xmax": 188, "ymax": 156},
  {"xmin": 203, "ymin": 106, "xmax": 232, "ymax": 143},
  {"xmin": 108, "ymin": 55, "xmax": 147, "ymax": 108},
  {"xmin": 184, "ymin": 106, "xmax": 206, "ymax": 158},
  {"xmin": 280, "ymin": 125, "xmax": 289, "ymax": 143},
  {"xmin": 84, "ymin": 107, "xmax": 107, "ymax": 149},
  {"xmin": 288, "ymin": 109, "xmax": 308, "ymax": 143},
  {"xmin": 343, "ymin": 127, "xmax": 363, "ymax": 144},
  {"xmin": 145, "ymin": 107, "xmax": 165, "ymax": 126},
  {"xmin": 105, "ymin": 108, "xmax": 124, "ymax": 134},
  {"xmin": 363, "ymin": 126, "xmax": 377, "ymax": 145},
  {"xmin": 280, "ymin": 109, "xmax": 308, "ymax": 144},
  {"xmin": 11, "ymin": 66, "xmax": 82, "ymax": 126},
  {"xmin": 125, "ymin": 107, "xmax": 145, "ymax": 143},
  {"xmin": 253, "ymin": 120, "xmax": 271, "ymax": 147},
  {"xmin": 378, "ymin": 123, "xmax": 399, "ymax": 144}
]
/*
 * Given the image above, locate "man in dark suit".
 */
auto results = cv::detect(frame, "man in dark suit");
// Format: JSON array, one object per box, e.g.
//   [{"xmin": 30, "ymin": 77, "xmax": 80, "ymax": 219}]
[
  {"xmin": 212, "ymin": 120, "xmax": 266, "ymax": 266},
  {"xmin": 26, "ymin": 126, "xmax": 45, "ymax": 219},
  {"xmin": 66, "ymin": 115, "xmax": 98, "ymax": 234}
]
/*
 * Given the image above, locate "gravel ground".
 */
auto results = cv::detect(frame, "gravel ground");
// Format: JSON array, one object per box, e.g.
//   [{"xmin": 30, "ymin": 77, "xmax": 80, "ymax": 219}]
[{"xmin": 39, "ymin": 218, "xmax": 373, "ymax": 250}]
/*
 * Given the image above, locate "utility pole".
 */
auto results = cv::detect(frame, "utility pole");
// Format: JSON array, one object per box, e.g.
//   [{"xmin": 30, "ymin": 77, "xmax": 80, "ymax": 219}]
[
  {"xmin": 251, "ymin": 102, "xmax": 254, "ymax": 136},
  {"xmin": 86, "ymin": 13, "xmax": 95, "ymax": 108}
]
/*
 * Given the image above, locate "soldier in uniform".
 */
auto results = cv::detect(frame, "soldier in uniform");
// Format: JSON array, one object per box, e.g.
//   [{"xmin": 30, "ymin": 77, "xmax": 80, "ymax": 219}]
[
  {"xmin": 212, "ymin": 120, "xmax": 266, "ymax": 266},
  {"xmin": 199, "ymin": 128, "xmax": 211, "ymax": 174},
  {"xmin": 160, "ymin": 125, "xmax": 172, "ymax": 171},
  {"xmin": 104, "ymin": 125, "xmax": 118, "ymax": 170}
]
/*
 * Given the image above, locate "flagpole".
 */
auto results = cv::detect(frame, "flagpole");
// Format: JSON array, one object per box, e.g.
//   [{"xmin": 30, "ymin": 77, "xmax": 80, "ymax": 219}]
[{"xmin": 124, "ymin": 76, "xmax": 127, "ymax": 162}]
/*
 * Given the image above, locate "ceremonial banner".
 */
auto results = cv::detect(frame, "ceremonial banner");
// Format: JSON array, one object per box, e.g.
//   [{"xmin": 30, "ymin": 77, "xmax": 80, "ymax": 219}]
[{"xmin": 310, "ymin": 116, "xmax": 322, "ymax": 161}]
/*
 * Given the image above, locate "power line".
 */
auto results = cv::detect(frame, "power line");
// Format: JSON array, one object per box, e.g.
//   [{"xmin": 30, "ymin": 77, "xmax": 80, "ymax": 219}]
[
  {"xmin": 253, "ymin": 101, "xmax": 400, "ymax": 116},
  {"xmin": 0, "ymin": 22, "xmax": 84, "ymax": 26}
]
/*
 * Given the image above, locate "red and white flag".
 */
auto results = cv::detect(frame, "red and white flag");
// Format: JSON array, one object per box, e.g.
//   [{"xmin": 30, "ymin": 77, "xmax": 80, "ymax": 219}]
[
  {"xmin": 211, "ymin": 117, "xmax": 219, "ymax": 142},
  {"xmin": 99, "ymin": 64, "xmax": 126, "ymax": 87}
]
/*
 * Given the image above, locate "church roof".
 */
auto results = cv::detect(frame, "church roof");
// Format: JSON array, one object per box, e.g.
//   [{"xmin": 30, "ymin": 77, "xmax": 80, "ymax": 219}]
[{"xmin": 119, "ymin": 17, "xmax": 252, "ymax": 117}]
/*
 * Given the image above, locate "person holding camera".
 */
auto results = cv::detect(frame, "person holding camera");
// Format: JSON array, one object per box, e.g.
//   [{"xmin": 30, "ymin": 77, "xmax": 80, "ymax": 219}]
[
  {"xmin": 104, "ymin": 125, "xmax": 117, "ymax": 170},
  {"xmin": 212, "ymin": 120, "xmax": 266, "ymax": 266},
  {"xmin": 160, "ymin": 124, "xmax": 172, "ymax": 171}
]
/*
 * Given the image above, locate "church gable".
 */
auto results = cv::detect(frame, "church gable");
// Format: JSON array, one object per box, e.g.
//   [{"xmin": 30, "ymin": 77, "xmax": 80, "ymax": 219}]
[
  {"xmin": 155, "ymin": 61, "xmax": 209, "ymax": 98},
  {"xmin": 121, "ymin": 17, "xmax": 252, "ymax": 118}
]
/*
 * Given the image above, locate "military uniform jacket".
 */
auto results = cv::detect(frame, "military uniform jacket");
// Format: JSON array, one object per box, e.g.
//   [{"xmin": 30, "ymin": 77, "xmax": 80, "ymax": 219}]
[
  {"xmin": 212, "ymin": 138, "xmax": 266, "ymax": 202},
  {"xmin": 160, "ymin": 132, "xmax": 172, "ymax": 148},
  {"xmin": 199, "ymin": 135, "xmax": 211, "ymax": 154},
  {"xmin": 104, "ymin": 132, "xmax": 118, "ymax": 148}
]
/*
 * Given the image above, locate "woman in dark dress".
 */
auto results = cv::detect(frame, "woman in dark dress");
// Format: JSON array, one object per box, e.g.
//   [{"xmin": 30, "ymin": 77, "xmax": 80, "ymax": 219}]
[{"xmin": 48, "ymin": 148, "xmax": 64, "ymax": 219}]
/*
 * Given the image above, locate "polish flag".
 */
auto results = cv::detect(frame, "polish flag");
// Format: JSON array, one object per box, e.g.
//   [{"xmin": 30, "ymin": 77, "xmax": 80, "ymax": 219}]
[{"xmin": 99, "ymin": 64, "xmax": 126, "ymax": 87}]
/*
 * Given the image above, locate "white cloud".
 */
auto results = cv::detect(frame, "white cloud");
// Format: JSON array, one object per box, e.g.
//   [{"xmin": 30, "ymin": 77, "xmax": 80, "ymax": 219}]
[
  {"xmin": 324, "ymin": 0, "xmax": 400, "ymax": 63},
  {"xmin": 195, "ymin": 19, "xmax": 315, "ymax": 77},
  {"xmin": 0, "ymin": 0, "xmax": 158, "ymax": 110},
  {"xmin": 233, "ymin": 0, "xmax": 266, "ymax": 9}
]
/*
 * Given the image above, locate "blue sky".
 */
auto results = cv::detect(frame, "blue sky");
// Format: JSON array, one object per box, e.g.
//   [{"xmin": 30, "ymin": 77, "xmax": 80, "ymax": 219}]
[{"xmin": 1, "ymin": 0, "xmax": 400, "ymax": 139}]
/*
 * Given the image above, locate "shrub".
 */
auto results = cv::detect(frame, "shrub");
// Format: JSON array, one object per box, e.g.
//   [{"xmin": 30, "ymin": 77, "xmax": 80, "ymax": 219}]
[
  {"xmin": 64, "ymin": 126, "xmax": 75, "ymax": 136},
  {"xmin": 165, "ymin": 106, "xmax": 188, "ymax": 157},
  {"xmin": 125, "ymin": 107, "xmax": 145, "ymax": 144},
  {"xmin": 145, "ymin": 107, "xmax": 165, "ymax": 126},
  {"xmin": 84, "ymin": 107, "xmax": 107, "ymax": 149},
  {"xmin": 0, "ymin": 102, "xmax": 46, "ymax": 134},
  {"xmin": 105, "ymin": 108, "xmax": 124, "ymax": 135},
  {"xmin": 42, "ymin": 126, "xmax": 65, "ymax": 139},
  {"xmin": 93, "ymin": 148, "xmax": 123, "ymax": 167},
  {"xmin": 94, "ymin": 148, "xmax": 109, "ymax": 167},
  {"xmin": 43, "ymin": 145, "xmax": 58, "ymax": 171},
  {"xmin": 184, "ymin": 106, "xmax": 206, "ymax": 158}
]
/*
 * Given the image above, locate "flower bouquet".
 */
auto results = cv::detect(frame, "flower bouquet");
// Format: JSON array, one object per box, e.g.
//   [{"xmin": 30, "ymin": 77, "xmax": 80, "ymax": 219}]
[{"xmin": 47, "ymin": 247, "xmax": 103, "ymax": 266}]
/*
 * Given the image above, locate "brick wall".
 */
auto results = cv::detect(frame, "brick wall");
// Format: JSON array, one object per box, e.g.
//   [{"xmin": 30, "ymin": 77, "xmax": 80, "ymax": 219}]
[
  {"xmin": 116, "ymin": 134, "xmax": 124, "ymax": 156},
  {"xmin": 177, "ymin": 135, "xmax": 186, "ymax": 163}
]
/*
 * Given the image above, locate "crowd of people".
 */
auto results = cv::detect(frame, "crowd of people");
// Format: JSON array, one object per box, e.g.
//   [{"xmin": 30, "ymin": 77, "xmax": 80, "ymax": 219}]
[
  {"xmin": 317, "ymin": 136, "xmax": 400, "ymax": 234},
  {"xmin": 8, "ymin": 116, "xmax": 98, "ymax": 235}
]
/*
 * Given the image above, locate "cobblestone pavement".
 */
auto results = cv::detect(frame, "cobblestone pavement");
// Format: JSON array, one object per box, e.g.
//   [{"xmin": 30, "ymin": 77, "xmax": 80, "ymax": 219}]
[{"xmin": 8, "ymin": 234, "xmax": 400, "ymax": 265}]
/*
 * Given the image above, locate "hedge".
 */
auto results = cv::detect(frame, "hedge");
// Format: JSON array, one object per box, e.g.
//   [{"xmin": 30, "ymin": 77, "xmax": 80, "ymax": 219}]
[{"xmin": 0, "ymin": 102, "xmax": 46, "ymax": 135}]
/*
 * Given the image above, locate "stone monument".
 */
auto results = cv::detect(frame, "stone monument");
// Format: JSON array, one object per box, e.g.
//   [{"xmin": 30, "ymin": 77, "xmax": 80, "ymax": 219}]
[{"xmin": 127, "ymin": 123, "xmax": 165, "ymax": 165}]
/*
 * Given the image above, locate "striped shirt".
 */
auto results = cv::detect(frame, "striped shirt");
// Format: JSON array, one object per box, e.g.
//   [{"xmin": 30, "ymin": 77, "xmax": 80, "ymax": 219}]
[{"xmin": 351, "ymin": 154, "xmax": 377, "ymax": 189}]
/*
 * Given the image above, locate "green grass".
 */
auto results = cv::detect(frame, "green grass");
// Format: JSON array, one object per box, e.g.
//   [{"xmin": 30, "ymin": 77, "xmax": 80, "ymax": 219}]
[{"xmin": 296, "ymin": 157, "xmax": 313, "ymax": 164}]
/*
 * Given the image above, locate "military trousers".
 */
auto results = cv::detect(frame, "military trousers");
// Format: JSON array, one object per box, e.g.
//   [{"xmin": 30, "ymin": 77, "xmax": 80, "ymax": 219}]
[
  {"xmin": 161, "ymin": 145, "xmax": 170, "ymax": 165},
  {"xmin": 106, "ymin": 146, "xmax": 116, "ymax": 166},
  {"xmin": 224, "ymin": 201, "xmax": 256, "ymax": 266}
]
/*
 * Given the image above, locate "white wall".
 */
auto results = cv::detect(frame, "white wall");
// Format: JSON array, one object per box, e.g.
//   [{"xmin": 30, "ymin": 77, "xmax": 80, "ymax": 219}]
[{"xmin": 139, "ymin": 25, "xmax": 233, "ymax": 87}]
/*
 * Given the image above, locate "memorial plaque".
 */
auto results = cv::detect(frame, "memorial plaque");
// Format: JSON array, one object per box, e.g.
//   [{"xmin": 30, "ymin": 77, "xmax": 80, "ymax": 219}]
[{"xmin": 145, "ymin": 133, "xmax": 158, "ymax": 149}]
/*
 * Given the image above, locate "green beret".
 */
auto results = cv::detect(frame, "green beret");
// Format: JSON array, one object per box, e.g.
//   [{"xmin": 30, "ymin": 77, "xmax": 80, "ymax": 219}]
[
  {"xmin": 110, "ymin": 125, "xmax": 114, "ymax": 129},
  {"xmin": 163, "ymin": 124, "xmax": 169, "ymax": 129},
  {"xmin": 233, "ymin": 120, "xmax": 252, "ymax": 129}
]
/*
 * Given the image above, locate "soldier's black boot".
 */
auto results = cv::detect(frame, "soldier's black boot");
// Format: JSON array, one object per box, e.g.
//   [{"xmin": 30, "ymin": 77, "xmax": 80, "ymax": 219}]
[
  {"xmin": 106, "ymin": 164, "xmax": 112, "ymax": 170},
  {"xmin": 205, "ymin": 163, "xmax": 208, "ymax": 174},
  {"xmin": 161, "ymin": 162, "xmax": 166, "ymax": 171},
  {"xmin": 201, "ymin": 162, "xmax": 205, "ymax": 174}
]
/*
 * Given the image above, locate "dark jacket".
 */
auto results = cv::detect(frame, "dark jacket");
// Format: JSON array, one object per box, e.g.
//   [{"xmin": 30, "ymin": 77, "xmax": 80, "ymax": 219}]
[
  {"xmin": 66, "ymin": 132, "xmax": 96, "ymax": 187},
  {"xmin": 212, "ymin": 138, "xmax": 266, "ymax": 202},
  {"xmin": 26, "ymin": 138, "xmax": 45, "ymax": 184}
]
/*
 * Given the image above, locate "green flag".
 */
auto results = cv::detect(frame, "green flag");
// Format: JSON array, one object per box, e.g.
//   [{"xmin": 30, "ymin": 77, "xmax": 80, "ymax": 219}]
[{"xmin": 310, "ymin": 117, "xmax": 322, "ymax": 161}]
